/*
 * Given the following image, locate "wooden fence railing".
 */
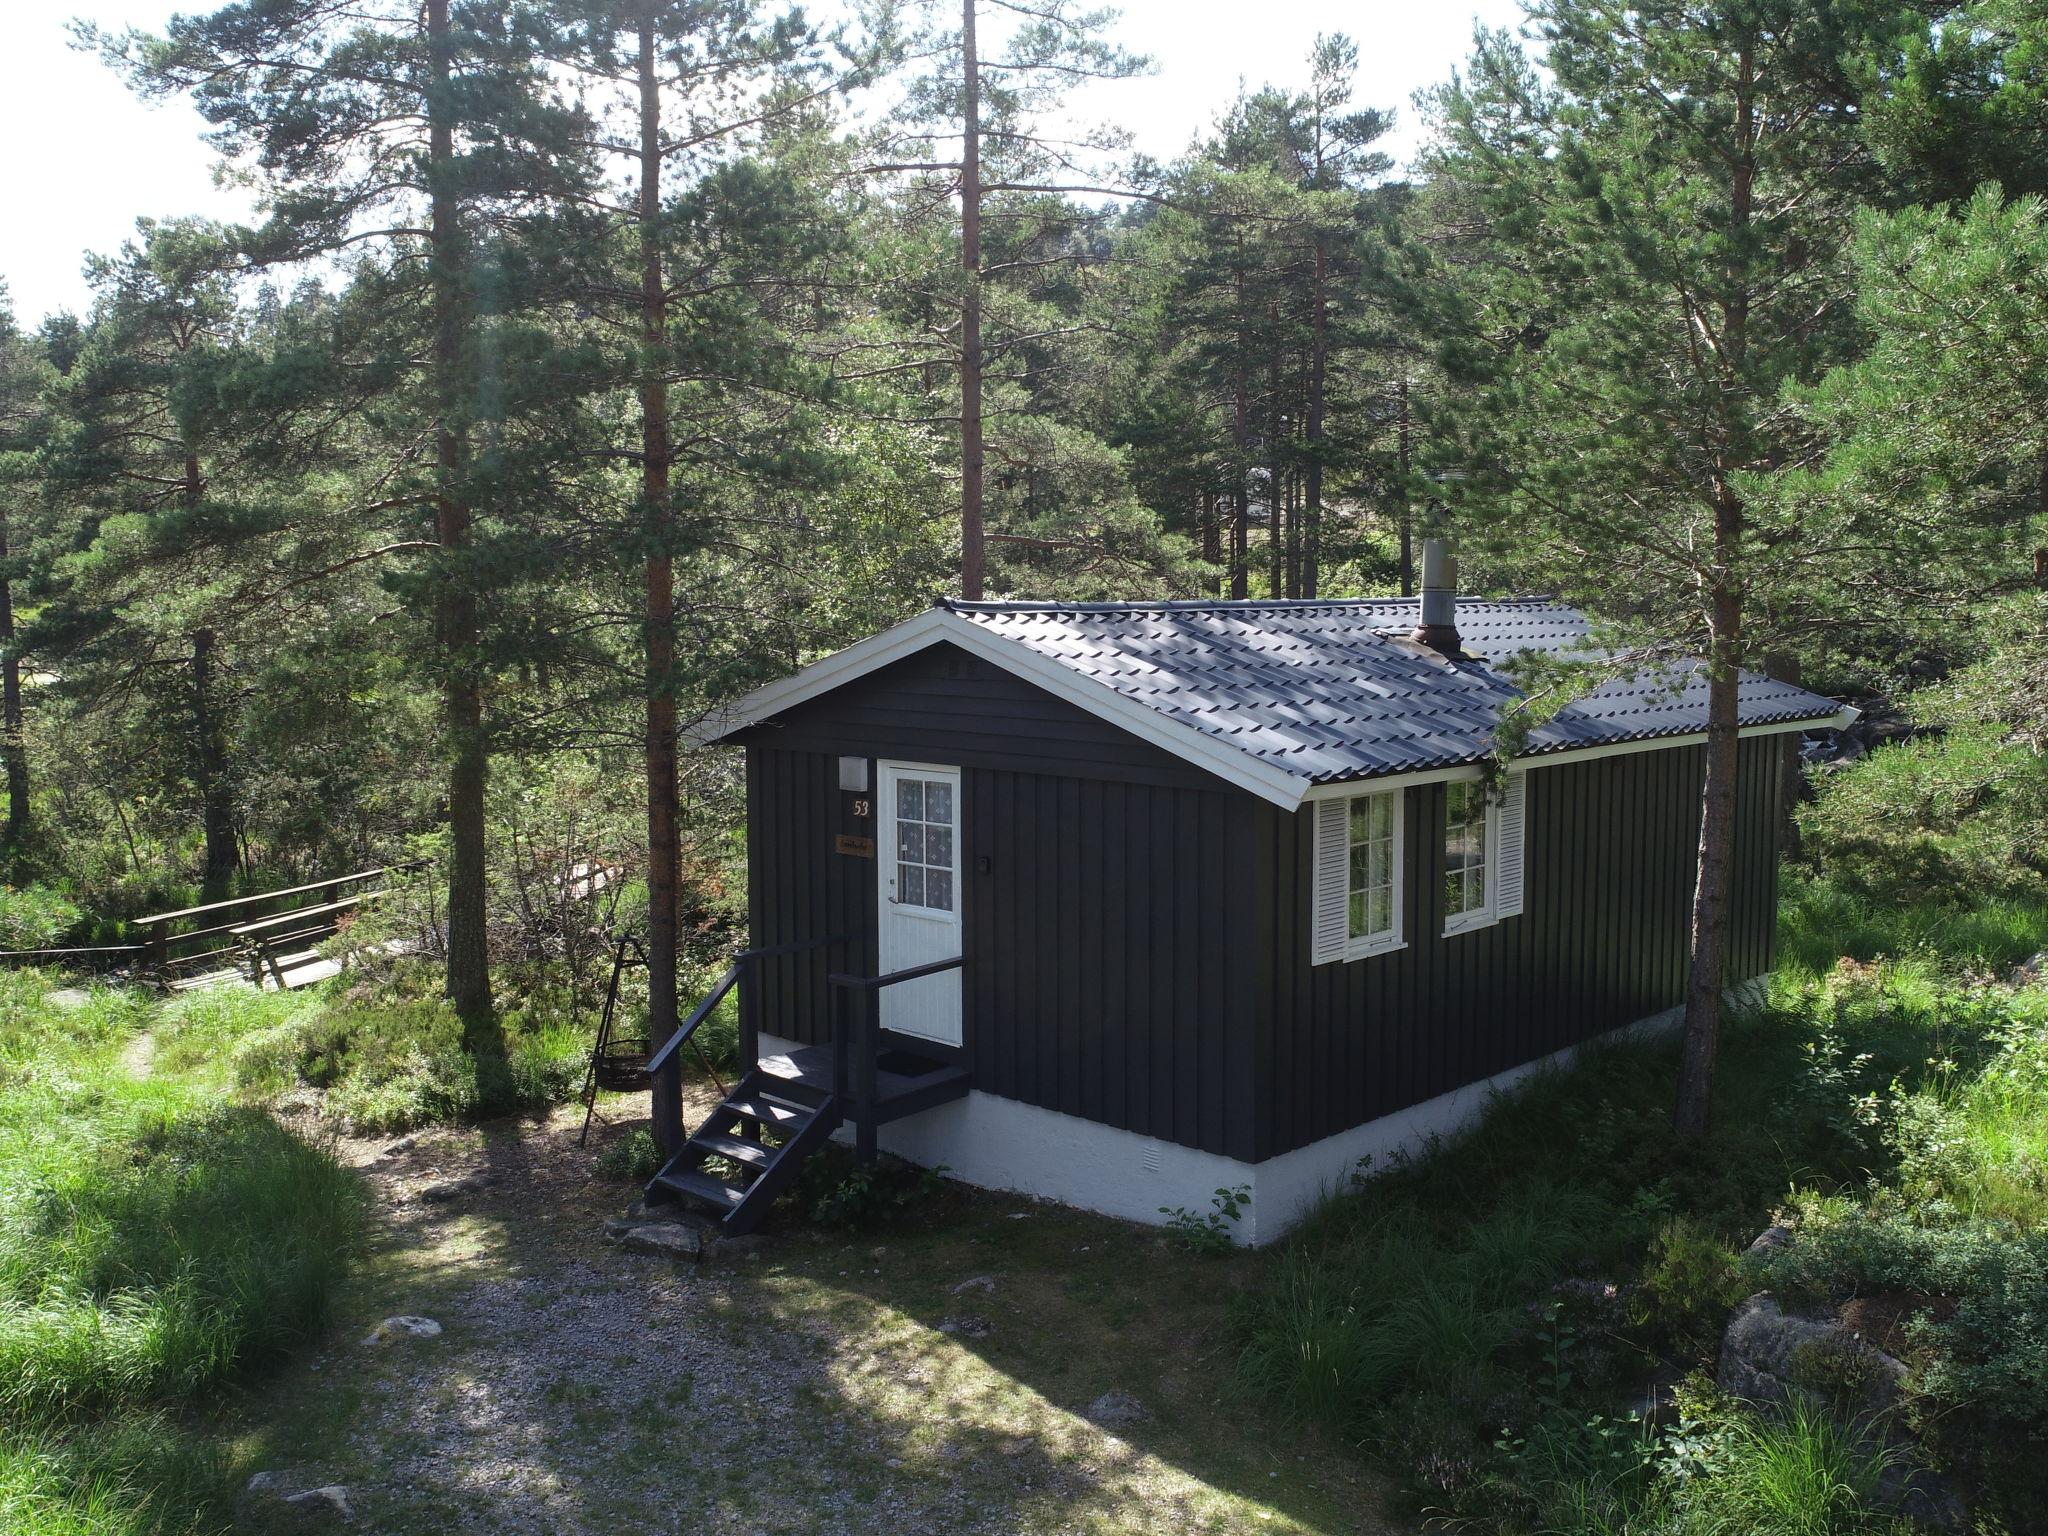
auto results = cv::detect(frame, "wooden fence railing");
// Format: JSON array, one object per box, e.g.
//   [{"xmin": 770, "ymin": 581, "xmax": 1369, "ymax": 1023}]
[{"xmin": 0, "ymin": 862, "xmax": 425, "ymax": 982}]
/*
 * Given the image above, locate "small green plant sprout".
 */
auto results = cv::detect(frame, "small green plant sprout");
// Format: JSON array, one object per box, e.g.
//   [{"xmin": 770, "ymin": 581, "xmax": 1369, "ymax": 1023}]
[
  {"xmin": 1159, "ymin": 1184, "xmax": 1250, "ymax": 1254},
  {"xmin": 594, "ymin": 1125, "xmax": 661, "ymax": 1182},
  {"xmin": 809, "ymin": 1155, "xmax": 949, "ymax": 1228}
]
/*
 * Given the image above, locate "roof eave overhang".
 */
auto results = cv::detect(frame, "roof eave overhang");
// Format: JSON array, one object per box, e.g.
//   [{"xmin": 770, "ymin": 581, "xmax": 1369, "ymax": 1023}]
[
  {"xmin": 692, "ymin": 616, "xmax": 1860, "ymax": 817},
  {"xmin": 1296, "ymin": 703, "xmax": 1860, "ymax": 802}
]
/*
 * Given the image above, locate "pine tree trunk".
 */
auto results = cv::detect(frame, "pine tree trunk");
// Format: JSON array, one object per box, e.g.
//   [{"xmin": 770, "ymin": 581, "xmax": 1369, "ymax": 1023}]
[
  {"xmin": 1675, "ymin": 39, "xmax": 1757, "ymax": 1141},
  {"xmin": 638, "ymin": 16, "xmax": 684, "ymax": 1159},
  {"xmin": 1396, "ymin": 378, "xmax": 1414, "ymax": 597},
  {"xmin": 1231, "ymin": 271, "xmax": 1249, "ymax": 600},
  {"xmin": 958, "ymin": 0, "xmax": 986, "ymax": 600},
  {"xmin": 1266, "ymin": 314, "xmax": 1283, "ymax": 599},
  {"xmin": 1286, "ymin": 469, "xmax": 1301, "ymax": 598},
  {"xmin": 1674, "ymin": 587, "xmax": 1742, "ymax": 1139},
  {"xmin": 0, "ymin": 511, "xmax": 28, "ymax": 848},
  {"xmin": 1200, "ymin": 490, "xmax": 1220, "ymax": 589},
  {"xmin": 191, "ymin": 627, "xmax": 236, "ymax": 897},
  {"xmin": 179, "ymin": 448, "xmax": 235, "ymax": 897},
  {"xmin": 429, "ymin": 0, "xmax": 491, "ymax": 1020},
  {"xmin": 1304, "ymin": 236, "xmax": 1328, "ymax": 599}
]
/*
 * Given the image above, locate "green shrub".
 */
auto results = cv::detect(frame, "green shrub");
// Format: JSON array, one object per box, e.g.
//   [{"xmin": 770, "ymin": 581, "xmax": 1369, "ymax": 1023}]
[
  {"xmin": 1799, "ymin": 725, "xmax": 2048, "ymax": 911},
  {"xmin": 1663, "ymin": 1398, "xmax": 1903, "ymax": 1536},
  {"xmin": 219, "ymin": 980, "xmax": 596, "ymax": 1131},
  {"xmin": 802, "ymin": 1150, "xmax": 949, "ymax": 1228},
  {"xmin": 0, "ymin": 889, "xmax": 82, "ymax": 954},
  {"xmin": 1637, "ymin": 1219, "xmax": 1747, "ymax": 1351}
]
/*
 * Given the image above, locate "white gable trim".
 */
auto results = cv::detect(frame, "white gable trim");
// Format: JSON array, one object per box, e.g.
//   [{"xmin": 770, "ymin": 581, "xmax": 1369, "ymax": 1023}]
[{"xmin": 687, "ymin": 607, "xmax": 1308, "ymax": 810}]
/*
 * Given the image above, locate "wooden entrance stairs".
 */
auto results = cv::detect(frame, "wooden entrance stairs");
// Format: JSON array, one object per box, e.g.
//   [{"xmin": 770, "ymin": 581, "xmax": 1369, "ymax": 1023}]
[
  {"xmin": 641, "ymin": 944, "xmax": 972, "ymax": 1237},
  {"xmin": 646, "ymin": 1065, "xmax": 843, "ymax": 1235}
]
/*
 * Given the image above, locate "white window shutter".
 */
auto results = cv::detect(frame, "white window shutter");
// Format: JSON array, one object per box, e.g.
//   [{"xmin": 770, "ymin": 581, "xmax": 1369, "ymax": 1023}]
[
  {"xmin": 1495, "ymin": 770, "xmax": 1527, "ymax": 918},
  {"xmin": 1311, "ymin": 798, "xmax": 1351, "ymax": 965}
]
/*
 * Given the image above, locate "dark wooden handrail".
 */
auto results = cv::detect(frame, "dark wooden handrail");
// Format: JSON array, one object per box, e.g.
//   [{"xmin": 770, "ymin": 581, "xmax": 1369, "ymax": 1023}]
[
  {"xmin": 827, "ymin": 953, "xmax": 967, "ymax": 1165},
  {"xmin": 645, "ymin": 932, "xmax": 857, "ymax": 1077},
  {"xmin": 827, "ymin": 954, "xmax": 966, "ymax": 992},
  {"xmin": 645, "ymin": 961, "xmax": 741, "ymax": 1077}
]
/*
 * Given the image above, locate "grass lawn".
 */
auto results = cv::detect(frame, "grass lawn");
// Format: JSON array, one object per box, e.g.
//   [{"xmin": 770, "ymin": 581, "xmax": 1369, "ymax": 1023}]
[
  {"xmin": 1237, "ymin": 876, "xmax": 2048, "ymax": 1534},
  {"xmin": 6, "ymin": 856, "xmax": 2044, "ymax": 1533},
  {"xmin": 0, "ymin": 966, "xmax": 1403, "ymax": 1534}
]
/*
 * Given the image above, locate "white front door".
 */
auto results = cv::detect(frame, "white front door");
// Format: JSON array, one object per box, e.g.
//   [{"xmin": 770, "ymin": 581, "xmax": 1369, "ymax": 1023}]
[{"xmin": 877, "ymin": 761, "xmax": 963, "ymax": 1046}]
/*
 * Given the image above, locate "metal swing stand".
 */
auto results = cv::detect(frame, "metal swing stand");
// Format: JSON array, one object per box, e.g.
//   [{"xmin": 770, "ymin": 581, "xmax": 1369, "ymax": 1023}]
[{"xmin": 577, "ymin": 931, "xmax": 729, "ymax": 1148}]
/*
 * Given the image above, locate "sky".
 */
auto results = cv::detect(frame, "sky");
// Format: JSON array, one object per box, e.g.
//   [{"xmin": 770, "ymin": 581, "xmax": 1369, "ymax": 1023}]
[{"xmin": 0, "ymin": 0, "xmax": 1530, "ymax": 327}]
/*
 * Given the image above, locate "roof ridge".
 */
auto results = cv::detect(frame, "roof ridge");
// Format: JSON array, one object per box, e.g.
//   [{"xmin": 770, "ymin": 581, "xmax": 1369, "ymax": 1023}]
[{"xmin": 940, "ymin": 595, "xmax": 1560, "ymax": 616}]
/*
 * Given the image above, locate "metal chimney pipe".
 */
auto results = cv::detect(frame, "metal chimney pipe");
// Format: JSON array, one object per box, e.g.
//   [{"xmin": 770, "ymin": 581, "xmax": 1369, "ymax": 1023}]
[{"xmin": 1411, "ymin": 537, "xmax": 1462, "ymax": 654}]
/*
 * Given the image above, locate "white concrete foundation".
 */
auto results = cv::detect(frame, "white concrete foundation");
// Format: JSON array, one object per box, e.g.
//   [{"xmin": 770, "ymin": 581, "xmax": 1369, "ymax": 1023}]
[{"xmin": 763, "ymin": 976, "xmax": 1768, "ymax": 1246}]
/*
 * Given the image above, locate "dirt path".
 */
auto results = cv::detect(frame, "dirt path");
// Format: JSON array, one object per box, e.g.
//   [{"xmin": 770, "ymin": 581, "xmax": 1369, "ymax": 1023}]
[{"xmin": 225, "ymin": 1096, "xmax": 1407, "ymax": 1536}]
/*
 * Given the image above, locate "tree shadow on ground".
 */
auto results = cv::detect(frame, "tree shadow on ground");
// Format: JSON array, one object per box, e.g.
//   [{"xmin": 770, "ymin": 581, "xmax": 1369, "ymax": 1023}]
[{"xmin": 227, "ymin": 1090, "xmax": 1405, "ymax": 1536}]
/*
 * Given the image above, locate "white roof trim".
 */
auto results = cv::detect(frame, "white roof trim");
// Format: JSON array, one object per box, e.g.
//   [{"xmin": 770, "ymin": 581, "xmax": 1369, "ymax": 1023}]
[
  {"xmin": 692, "ymin": 611, "xmax": 1858, "ymax": 814},
  {"xmin": 688, "ymin": 607, "xmax": 1309, "ymax": 809}
]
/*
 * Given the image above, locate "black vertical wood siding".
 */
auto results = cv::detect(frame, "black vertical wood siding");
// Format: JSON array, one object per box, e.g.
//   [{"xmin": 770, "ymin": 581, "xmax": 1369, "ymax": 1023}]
[
  {"xmin": 740, "ymin": 645, "xmax": 1786, "ymax": 1165},
  {"xmin": 1247, "ymin": 734, "xmax": 1784, "ymax": 1160},
  {"xmin": 747, "ymin": 745, "xmax": 1263, "ymax": 1160}
]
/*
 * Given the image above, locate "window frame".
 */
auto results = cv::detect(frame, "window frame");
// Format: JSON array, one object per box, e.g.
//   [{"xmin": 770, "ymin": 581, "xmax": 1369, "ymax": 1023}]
[
  {"xmin": 1441, "ymin": 778, "xmax": 1502, "ymax": 937},
  {"xmin": 1335, "ymin": 786, "xmax": 1406, "ymax": 962}
]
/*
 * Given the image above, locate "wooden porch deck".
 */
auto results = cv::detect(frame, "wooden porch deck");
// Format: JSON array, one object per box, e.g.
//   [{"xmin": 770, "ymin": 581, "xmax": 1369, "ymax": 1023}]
[{"xmin": 759, "ymin": 1043, "xmax": 973, "ymax": 1124}]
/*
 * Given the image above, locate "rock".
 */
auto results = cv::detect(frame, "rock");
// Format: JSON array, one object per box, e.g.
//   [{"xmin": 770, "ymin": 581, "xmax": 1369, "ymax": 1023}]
[
  {"xmin": 1083, "ymin": 1389, "xmax": 1151, "ymax": 1428},
  {"xmin": 615, "ymin": 1223, "xmax": 704, "ymax": 1262},
  {"xmin": 951, "ymin": 1274, "xmax": 997, "ymax": 1295},
  {"xmin": 2009, "ymin": 951, "xmax": 2048, "ymax": 988},
  {"xmin": 47, "ymin": 987, "xmax": 90, "ymax": 1011},
  {"xmin": 621, "ymin": 1198, "xmax": 708, "ymax": 1228},
  {"xmin": 1627, "ymin": 1369, "xmax": 1689, "ymax": 1427},
  {"xmin": 241, "ymin": 1473, "xmax": 353, "ymax": 1526},
  {"xmin": 1879, "ymin": 1461, "xmax": 1967, "ymax": 1531},
  {"xmin": 363, "ymin": 1315, "xmax": 442, "ymax": 1345},
  {"xmin": 1719, "ymin": 1295, "xmax": 1906, "ymax": 1420},
  {"xmin": 419, "ymin": 1173, "xmax": 495, "ymax": 1203},
  {"xmin": 1746, "ymin": 1223, "xmax": 1796, "ymax": 1256},
  {"xmin": 705, "ymin": 1232, "xmax": 771, "ymax": 1264},
  {"xmin": 938, "ymin": 1315, "xmax": 992, "ymax": 1339},
  {"xmin": 284, "ymin": 1486, "xmax": 354, "ymax": 1522},
  {"xmin": 382, "ymin": 1136, "xmax": 417, "ymax": 1157}
]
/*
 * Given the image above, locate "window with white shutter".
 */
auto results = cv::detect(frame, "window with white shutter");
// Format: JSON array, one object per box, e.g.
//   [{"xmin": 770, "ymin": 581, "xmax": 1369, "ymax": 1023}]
[
  {"xmin": 1311, "ymin": 787, "xmax": 1406, "ymax": 965},
  {"xmin": 1442, "ymin": 769, "xmax": 1526, "ymax": 935},
  {"xmin": 1495, "ymin": 769, "xmax": 1527, "ymax": 918}
]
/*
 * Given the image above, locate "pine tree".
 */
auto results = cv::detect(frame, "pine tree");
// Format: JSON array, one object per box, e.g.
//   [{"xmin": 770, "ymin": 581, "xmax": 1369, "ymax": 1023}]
[
  {"xmin": 38, "ymin": 221, "xmax": 248, "ymax": 894},
  {"xmin": 100, "ymin": 0, "xmax": 596, "ymax": 1013},
  {"xmin": 0, "ymin": 286, "xmax": 48, "ymax": 847},
  {"xmin": 1420, "ymin": 1, "xmax": 1927, "ymax": 1136},
  {"xmin": 548, "ymin": 0, "xmax": 855, "ymax": 1150},
  {"xmin": 871, "ymin": 0, "xmax": 1146, "ymax": 598}
]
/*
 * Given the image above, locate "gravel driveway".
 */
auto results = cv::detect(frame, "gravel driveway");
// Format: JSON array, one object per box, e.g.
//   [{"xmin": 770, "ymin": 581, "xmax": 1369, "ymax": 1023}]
[{"xmin": 237, "ymin": 1097, "xmax": 1402, "ymax": 1536}]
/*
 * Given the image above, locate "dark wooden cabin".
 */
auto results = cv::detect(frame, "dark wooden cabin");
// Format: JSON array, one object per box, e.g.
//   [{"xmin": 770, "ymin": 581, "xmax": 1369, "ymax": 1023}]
[{"xmin": 644, "ymin": 576, "xmax": 1848, "ymax": 1241}]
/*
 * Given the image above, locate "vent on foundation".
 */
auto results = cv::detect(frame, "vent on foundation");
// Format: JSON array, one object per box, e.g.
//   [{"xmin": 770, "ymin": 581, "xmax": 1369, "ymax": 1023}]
[{"xmin": 1141, "ymin": 1140, "xmax": 1163, "ymax": 1174}]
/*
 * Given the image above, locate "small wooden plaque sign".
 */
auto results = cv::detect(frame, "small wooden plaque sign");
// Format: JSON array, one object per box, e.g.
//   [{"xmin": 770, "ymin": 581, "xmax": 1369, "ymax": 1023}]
[{"xmin": 834, "ymin": 834, "xmax": 875, "ymax": 858}]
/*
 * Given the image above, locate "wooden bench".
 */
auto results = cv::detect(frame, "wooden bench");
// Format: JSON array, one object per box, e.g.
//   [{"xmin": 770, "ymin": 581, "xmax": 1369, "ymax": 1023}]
[{"xmin": 230, "ymin": 892, "xmax": 382, "ymax": 989}]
